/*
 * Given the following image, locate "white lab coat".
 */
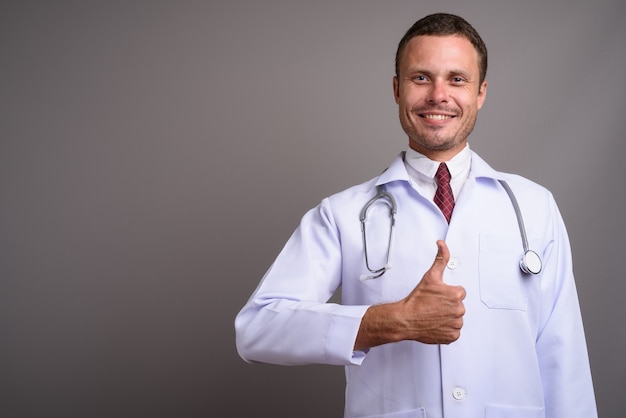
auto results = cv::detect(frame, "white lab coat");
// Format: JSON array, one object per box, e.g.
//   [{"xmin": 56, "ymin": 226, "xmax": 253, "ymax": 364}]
[{"xmin": 235, "ymin": 151, "xmax": 597, "ymax": 418}]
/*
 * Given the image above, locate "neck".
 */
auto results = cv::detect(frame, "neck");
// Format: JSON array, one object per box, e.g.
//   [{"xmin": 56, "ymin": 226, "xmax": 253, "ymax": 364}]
[{"xmin": 408, "ymin": 140, "xmax": 467, "ymax": 162}]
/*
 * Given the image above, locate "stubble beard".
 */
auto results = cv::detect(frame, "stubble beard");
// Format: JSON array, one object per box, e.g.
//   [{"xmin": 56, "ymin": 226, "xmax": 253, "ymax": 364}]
[{"xmin": 403, "ymin": 109, "xmax": 478, "ymax": 154}]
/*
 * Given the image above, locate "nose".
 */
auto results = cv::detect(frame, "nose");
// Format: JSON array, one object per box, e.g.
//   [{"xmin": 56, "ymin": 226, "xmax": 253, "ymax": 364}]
[{"xmin": 427, "ymin": 80, "xmax": 449, "ymax": 104}]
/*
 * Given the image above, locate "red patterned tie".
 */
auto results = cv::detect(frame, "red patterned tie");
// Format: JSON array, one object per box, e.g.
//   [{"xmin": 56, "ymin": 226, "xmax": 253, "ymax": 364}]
[{"xmin": 434, "ymin": 163, "xmax": 454, "ymax": 223}]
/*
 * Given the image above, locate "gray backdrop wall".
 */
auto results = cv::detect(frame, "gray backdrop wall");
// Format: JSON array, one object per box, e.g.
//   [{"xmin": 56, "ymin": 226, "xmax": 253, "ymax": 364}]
[{"xmin": 1, "ymin": 1, "xmax": 624, "ymax": 417}]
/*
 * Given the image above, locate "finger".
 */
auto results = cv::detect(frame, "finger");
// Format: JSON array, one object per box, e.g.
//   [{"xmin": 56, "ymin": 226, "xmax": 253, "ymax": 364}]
[{"xmin": 425, "ymin": 240, "xmax": 450, "ymax": 281}]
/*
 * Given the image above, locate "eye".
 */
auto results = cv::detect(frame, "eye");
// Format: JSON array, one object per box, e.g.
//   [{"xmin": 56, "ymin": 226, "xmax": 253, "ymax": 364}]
[
  {"xmin": 452, "ymin": 76, "xmax": 464, "ymax": 83},
  {"xmin": 411, "ymin": 75, "xmax": 428, "ymax": 83}
]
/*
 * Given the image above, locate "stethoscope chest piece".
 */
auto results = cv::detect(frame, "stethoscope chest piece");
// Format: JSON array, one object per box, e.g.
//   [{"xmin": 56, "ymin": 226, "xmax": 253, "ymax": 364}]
[{"xmin": 520, "ymin": 250, "xmax": 542, "ymax": 275}]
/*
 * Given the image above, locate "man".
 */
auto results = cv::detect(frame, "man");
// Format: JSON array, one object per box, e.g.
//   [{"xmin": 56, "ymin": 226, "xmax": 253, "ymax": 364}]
[{"xmin": 235, "ymin": 13, "xmax": 597, "ymax": 418}]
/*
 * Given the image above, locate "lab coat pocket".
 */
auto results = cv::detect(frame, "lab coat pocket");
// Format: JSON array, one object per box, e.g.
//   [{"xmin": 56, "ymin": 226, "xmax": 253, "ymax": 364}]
[
  {"xmin": 485, "ymin": 404, "xmax": 544, "ymax": 417},
  {"xmin": 478, "ymin": 234, "xmax": 528, "ymax": 311}
]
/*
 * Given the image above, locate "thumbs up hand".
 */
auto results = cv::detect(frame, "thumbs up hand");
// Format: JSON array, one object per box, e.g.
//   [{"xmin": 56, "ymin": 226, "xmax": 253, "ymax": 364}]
[
  {"xmin": 354, "ymin": 240, "xmax": 466, "ymax": 351},
  {"xmin": 399, "ymin": 240, "xmax": 466, "ymax": 344}
]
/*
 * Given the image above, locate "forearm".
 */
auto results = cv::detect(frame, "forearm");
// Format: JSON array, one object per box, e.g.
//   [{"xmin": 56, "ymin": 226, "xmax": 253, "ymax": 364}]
[{"xmin": 354, "ymin": 302, "xmax": 407, "ymax": 351}]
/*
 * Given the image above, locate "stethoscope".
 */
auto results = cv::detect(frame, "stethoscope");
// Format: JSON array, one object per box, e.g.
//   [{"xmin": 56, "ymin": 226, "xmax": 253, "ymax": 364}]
[{"xmin": 359, "ymin": 180, "xmax": 542, "ymax": 281}]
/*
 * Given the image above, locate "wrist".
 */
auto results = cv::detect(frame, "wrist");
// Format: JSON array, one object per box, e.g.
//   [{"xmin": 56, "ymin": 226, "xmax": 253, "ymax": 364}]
[{"xmin": 354, "ymin": 301, "xmax": 405, "ymax": 351}]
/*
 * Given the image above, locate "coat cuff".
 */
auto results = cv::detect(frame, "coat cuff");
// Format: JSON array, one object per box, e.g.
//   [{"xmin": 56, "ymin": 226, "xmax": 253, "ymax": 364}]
[{"xmin": 325, "ymin": 304, "xmax": 370, "ymax": 365}]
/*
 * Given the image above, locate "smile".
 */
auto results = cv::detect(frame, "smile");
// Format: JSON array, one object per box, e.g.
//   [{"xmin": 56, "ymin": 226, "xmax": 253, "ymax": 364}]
[{"xmin": 420, "ymin": 114, "xmax": 455, "ymax": 120}]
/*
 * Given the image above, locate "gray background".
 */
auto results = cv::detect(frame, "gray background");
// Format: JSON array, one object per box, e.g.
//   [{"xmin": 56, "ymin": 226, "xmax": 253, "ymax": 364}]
[{"xmin": 1, "ymin": 1, "xmax": 624, "ymax": 417}]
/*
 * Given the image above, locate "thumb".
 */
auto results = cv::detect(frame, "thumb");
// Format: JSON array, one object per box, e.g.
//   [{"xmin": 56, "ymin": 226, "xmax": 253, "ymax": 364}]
[{"xmin": 425, "ymin": 240, "xmax": 450, "ymax": 282}]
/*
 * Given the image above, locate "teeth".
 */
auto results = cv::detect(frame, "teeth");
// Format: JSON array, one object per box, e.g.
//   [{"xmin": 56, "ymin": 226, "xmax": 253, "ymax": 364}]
[{"xmin": 423, "ymin": 114, "xmax": 452, "ymax": 120}]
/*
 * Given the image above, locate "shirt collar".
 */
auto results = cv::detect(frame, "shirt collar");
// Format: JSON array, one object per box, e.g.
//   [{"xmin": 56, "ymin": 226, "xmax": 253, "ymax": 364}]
[
  {"xmin": 404, "ymin": 144, "xmax": 472, "ymax": 180},
  {"xmin": 375, "ymin": 147, "xmax": 505, "ymax": 186}
]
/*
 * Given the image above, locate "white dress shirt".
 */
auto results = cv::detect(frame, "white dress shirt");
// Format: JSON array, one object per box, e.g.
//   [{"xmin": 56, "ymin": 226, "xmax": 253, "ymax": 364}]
[{"xmin": 403, "ymin": 144, "xmax": 471, "ymax": 201}]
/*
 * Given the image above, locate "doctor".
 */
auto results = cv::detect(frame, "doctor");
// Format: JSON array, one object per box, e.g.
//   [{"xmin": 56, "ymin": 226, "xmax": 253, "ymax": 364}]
[{"xmin": 235, "ymin": 13, "xmax": 597, "ymax": 418}]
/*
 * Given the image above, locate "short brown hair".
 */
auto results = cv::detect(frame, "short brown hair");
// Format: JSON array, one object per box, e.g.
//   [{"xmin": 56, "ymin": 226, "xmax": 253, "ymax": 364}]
[{"xmin": 395, "ymin": 13, "xmax": 488, "ymax": 84}]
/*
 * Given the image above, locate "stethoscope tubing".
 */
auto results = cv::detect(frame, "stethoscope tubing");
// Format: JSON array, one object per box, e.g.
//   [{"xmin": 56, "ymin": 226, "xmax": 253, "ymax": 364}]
[
  {"xmin": 359, "ymin": 180, "xmax": 542, "ymax": 280},
  {"xmin": 359, "ymin": 186, "xmax": 397, "ymax": 280}
]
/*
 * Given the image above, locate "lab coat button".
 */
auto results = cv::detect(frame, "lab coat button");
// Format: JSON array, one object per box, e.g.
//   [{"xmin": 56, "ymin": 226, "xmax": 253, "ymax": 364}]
[
  {"xmin": 452, "ymin": 387, "xmax": 466, "ymax": 400},
  {"xmin": 447, "ymin": 258, "xmax": 459, "ymax": 270}
]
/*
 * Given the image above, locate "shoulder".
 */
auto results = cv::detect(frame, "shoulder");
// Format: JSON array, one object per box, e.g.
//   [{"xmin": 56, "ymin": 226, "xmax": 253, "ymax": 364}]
[
  {"xmin": 471, "ymin": 151, "xmax": 554, "ymax": 200},
  {"xmin": 325, "ymin": 153, "xmax": 408, "ymax": 207},
  {"xmin": 498, "ymin": 172, "xmax": 551, "ymax": 196}
]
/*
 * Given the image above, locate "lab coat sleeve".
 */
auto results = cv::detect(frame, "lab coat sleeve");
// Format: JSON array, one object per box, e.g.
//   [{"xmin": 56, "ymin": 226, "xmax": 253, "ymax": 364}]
[
  {"xmin": 235, "ymin": 198, "xmax": 370, "ymax": 366},
  {"xmin": 535, "ymin": 195, "xmax": 597, "ymax": 417}
]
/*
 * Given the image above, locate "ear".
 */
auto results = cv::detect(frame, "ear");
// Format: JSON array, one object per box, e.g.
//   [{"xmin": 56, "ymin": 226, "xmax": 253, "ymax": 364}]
[
  {"xmin": 393, "ymin": 75, "xmax": 400, "ymax": 104},
  {"xmin": 477, "ymin": 80, "xmax": 487, "ymax": 110}
]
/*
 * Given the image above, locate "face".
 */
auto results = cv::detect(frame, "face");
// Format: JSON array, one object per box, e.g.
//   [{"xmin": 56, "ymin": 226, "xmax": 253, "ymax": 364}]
[{"xmin": 394, "ymin": 35, "xmax": 487, "ymax": 161}]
